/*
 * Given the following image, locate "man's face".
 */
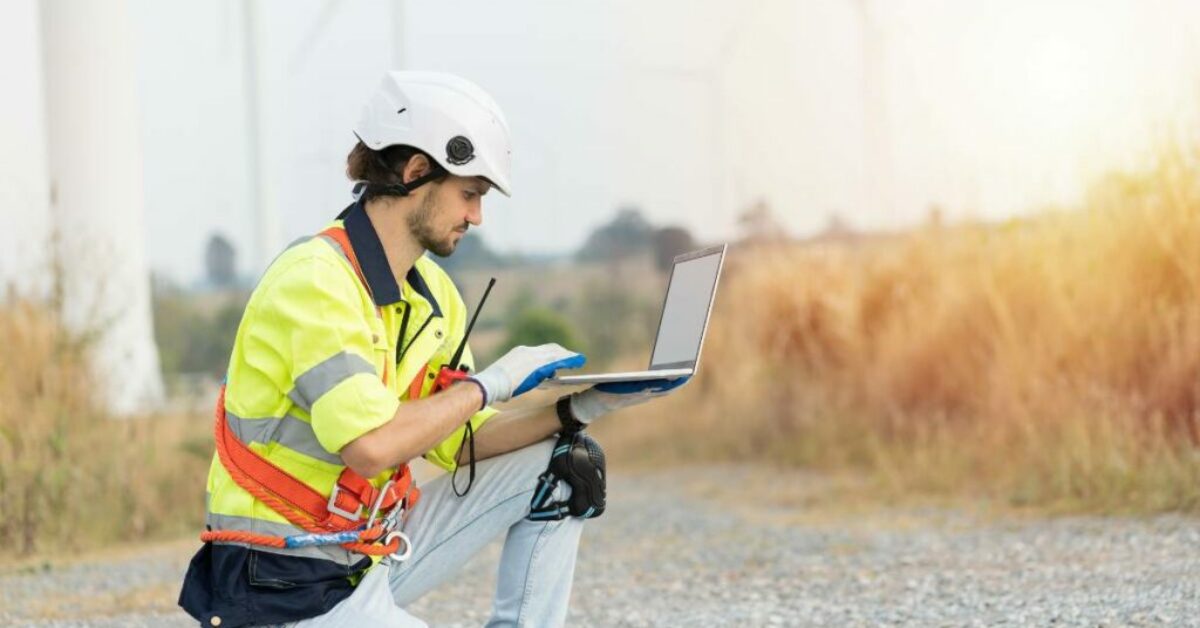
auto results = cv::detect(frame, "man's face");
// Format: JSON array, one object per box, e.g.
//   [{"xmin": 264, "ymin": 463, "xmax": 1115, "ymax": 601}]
[{"xmin": 407, "ymin": 175, "xmax": 489, "ymax": 257}]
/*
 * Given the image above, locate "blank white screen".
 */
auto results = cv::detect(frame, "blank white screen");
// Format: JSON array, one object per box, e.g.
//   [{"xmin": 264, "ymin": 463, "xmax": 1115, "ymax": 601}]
[{"xmin": 650, "ymin": 252, "xmax": 721, "ymax": 367}]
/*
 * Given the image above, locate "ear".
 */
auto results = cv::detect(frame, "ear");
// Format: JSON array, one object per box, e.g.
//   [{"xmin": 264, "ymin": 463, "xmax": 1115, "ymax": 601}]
[{"xmin": 402, "ymin": 153, "xmax": 432, "ymax": 185}]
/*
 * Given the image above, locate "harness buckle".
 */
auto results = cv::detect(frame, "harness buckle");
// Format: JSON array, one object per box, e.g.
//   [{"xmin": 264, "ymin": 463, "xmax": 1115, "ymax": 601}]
[{"xmin": 326, "ymin": 484, "xmax": 364, "ymax": 523}]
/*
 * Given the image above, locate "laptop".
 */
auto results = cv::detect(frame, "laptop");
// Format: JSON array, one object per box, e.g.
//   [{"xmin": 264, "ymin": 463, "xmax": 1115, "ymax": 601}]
[{"xmin": 541, "ymin": 244, "xmax": 727, "ymax": 387}]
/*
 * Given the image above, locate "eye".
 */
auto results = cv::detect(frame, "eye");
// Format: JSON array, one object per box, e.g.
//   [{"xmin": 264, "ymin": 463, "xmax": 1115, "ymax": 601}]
[{"xmin": 463, "ymin": 190, "xmax": 477, "ymax": 201}]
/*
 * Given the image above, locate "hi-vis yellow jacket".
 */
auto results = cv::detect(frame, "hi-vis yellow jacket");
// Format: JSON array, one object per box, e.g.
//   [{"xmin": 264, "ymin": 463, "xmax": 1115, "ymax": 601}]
[{"xmin": 203, "ymin": 205, "xmax": 496, "ymax": 568}]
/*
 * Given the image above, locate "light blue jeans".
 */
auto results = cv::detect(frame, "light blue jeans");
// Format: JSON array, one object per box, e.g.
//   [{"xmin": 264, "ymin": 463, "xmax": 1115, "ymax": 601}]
[{"xmin": 278, "ymin": 438, "xmax": 583, "ymax": 627}]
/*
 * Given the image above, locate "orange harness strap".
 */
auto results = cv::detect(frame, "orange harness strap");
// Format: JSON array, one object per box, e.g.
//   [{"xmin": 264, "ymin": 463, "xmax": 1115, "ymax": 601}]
[
  {"xmin": 320, "ymin": 226, "xmax": 392, "ymax": 387},
  {"xmin": 201, "ymin": 225, "xmax": 421, "ymax": 556},
  {"xmin": 203, "ymin": 388, "xmax": 412, "ymax": 555},
  {"xmin": 319, "ymin": 226, "xmax": 370, "ymax": 295},
  {"xmin": 211, "ymin": 388, "xmax": 416, "ymax": 529}
]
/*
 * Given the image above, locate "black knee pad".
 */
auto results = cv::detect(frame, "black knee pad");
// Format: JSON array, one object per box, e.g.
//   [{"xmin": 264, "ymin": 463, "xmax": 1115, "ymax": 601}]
[{"xmin": 528, "ymin": 430, "xmax": 606, "ymax": 520}]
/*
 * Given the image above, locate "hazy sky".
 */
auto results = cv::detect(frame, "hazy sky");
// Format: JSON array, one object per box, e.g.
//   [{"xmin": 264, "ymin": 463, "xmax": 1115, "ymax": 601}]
[{"xmin": 121, "ymin": 0, "xmax": 1200, "ymax": 281}]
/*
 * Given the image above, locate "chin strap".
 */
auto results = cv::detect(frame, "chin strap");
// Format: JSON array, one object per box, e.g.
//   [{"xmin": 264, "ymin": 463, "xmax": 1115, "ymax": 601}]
[
  {"xmin": 528, "ymin": 426, "xmax": 607, "ymax": 521},
  {"xmin": 352, "ymin": 167, "xmax": 446, "ymax": 202}
]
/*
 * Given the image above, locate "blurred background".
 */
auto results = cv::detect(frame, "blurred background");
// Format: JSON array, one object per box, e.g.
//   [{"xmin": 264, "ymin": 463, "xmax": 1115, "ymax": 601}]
[{"xmin": 3, "ymin": 0, "xmax": 1200, "ymax": 561}]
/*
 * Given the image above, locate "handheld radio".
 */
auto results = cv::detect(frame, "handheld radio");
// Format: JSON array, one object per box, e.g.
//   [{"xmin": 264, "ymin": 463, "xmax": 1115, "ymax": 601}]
[{"xmin": 435, "ymin": 277, "xmax": 496, "ymax": 496}]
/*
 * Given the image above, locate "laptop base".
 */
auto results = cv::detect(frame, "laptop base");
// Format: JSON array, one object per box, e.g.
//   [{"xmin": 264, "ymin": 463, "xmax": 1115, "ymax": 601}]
[{"xmin": 541, "ymin": 368, "xmax": 693, "ymax": 387}]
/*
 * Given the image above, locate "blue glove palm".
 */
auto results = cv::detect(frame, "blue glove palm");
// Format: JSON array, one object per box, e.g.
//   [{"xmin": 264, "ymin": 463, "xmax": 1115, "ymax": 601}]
[
  {"xmin": 571, "ymin": 376, "xmax": 691, "ymax": 424},
  {"xmin": 594, "ymin": 377, "xmax": 690, "ymax": 395},
  {"xmin": 516, "ymin": 354, "xmax": 587, "ymax": 396}
]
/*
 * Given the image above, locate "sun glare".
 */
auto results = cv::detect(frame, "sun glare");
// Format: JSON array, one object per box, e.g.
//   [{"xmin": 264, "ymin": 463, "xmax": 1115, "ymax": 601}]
[
  {"xmin": 970, "ymin": 1, "xmax": 1187, "ymax": 212},
  {"xmin": 1026, "ymin": 38, "xmax": 1091, "ymax": 113}
]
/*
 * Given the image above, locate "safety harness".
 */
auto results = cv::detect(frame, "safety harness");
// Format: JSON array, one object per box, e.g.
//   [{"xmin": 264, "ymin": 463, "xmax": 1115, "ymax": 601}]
[{"xmin": 200, "ymin": 225, "xmax": 421, "ymax": 559}]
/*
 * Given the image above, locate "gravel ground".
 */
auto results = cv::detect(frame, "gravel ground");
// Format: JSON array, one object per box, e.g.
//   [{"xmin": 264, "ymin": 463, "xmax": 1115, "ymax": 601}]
[{"xmin": 2, "ymin": 465, "xmax": 1197, "ymax": 627}]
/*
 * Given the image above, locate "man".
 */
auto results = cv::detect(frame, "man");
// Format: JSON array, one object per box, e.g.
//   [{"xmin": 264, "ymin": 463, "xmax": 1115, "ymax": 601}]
[{"xmin": 179, "ymin": 71, "xmax": 685, "ymax": 627}]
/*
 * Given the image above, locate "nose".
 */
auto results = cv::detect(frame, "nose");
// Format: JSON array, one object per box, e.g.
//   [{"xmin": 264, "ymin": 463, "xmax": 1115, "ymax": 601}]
[{"xmin": 466, "ymin": 200, "xmax": 483, "ymax": 227}]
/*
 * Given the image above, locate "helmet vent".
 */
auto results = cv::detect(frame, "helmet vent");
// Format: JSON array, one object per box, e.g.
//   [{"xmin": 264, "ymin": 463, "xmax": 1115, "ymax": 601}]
[{"xmin": 446, "ymin": 136, "xmax": 475, "ymax": 165}]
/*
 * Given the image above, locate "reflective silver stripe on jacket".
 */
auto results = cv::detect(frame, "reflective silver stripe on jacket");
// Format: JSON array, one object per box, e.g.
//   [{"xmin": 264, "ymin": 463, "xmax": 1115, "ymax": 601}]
[
  {"xmin": 316, "ymin": 233, "xmax": 352, "ymax": 265},
  {"xmin": 225, "ymin": 410, "xmax": 343, "ymax": 466},
  {"xmin": 287, "ymin": 351, "xmax": 377, "ymax": 413},
  {"xmin": 205, "ymin": 509, "xmax": 361, "ymax": 566}
]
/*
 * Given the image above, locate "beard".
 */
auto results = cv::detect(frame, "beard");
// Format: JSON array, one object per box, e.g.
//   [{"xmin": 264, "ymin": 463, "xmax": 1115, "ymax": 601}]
[{"xmin": 407, "ymin": 190, "xmax": 465, "ymax": 258}]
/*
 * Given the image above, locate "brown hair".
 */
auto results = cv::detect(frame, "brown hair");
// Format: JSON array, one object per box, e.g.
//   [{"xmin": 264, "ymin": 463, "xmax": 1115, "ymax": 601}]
[{"xmin": 346, "ymin": 141, "xmax": 428, "ymax": 187}]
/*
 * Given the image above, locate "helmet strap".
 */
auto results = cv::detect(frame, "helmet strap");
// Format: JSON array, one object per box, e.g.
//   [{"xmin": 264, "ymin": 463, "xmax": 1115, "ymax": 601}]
[{"xmin": 362, "ymin": 167, "xmax": 447, "ymax": 200}]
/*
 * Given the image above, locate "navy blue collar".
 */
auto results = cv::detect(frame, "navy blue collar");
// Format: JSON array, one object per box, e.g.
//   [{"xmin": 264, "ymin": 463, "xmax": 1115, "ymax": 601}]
[{"xmin": 340, "ymin": 200, "xmax": 442, "ymax": 317}]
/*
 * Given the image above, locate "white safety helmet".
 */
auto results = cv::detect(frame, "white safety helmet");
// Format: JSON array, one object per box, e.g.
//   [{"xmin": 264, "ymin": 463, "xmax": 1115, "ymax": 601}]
[{"xmin": 354, "ymin": 71, "xmax": 513, "ymax": 196}]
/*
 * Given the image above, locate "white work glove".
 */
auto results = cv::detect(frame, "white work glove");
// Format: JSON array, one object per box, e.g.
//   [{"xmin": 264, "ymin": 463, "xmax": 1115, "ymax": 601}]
[
  {"xmin": 469, "ymin": 343, "xmax": 586, "ymax": 406},
  {"xmin": 568, "ymin": 377, "xmax": 690, "ymax": 424}
]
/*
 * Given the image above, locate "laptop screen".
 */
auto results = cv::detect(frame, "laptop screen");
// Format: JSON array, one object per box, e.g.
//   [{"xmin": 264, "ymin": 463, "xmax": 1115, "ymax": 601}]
[{"xmin": 649, "ymin": 246, "xmax": 725, "ymax": 370}]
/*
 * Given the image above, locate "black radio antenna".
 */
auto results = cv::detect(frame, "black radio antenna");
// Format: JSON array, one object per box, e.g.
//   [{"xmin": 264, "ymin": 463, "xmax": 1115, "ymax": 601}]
[{"xmin": 449, "ymin": 277, "xmax": 496, "ymax": 370}]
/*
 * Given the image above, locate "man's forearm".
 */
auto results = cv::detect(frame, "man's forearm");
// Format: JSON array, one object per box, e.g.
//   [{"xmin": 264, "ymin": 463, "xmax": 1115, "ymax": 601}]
[
  {"xmin": 470, "ymin": 402, "xmax": 561, "ymax": 461},
  {"xmin": 341, "ymin": 381, "xmax": 485, "ymax": 476}
]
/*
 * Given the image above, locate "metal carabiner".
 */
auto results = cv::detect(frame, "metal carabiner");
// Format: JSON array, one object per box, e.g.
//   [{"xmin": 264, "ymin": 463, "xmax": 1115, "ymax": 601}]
[
  {"xmin": 384, "ymin": 530, "xmax": 413, "ymax": 562},
  {"xmin": 366, "ymin": 479, "xmax": 395, "ymax": 529}
]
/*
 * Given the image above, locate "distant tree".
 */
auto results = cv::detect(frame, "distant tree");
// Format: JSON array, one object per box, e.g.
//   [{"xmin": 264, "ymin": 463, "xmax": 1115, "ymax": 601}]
[
  {"xmin": 925, "ymin": 203, "xmax": 945, "ymax": 229},
  {"xmin": 652, "ymin": 226, "xmax": 696, "ymax": 272},
  {"xmin": 574, "ymin": 280, "xmax": 657, "ymax": 366},
  {"xmin": 577, "ymin": 206, "xmax": 655, "ymax": 261},
  {"xmin": 438, "ymin": 232, "xmax": 502, "ymax": 273},
  {"xmin": 504, "ymin": 285, "xmax": 539, "ymax": 322},
  {"xmin": 194, "ymin": 300, "xmax": 245, "ymax": 376},
  {"xmin": 152, "ymin": 274, "xmax": 247, "ymax": 379},
  {"xmin": 821, "ymin": 211, "xmax": 853, "ymax": 239},
  {"xmin": 151, "ymin": 275, "xmax": 190, "ymax": 376},
  {"xmin": 205, "ymin": 233, "xmax": 237, "ymax": 287},
  {"xmin": 737, "ymin": 200, "xmax": 788, "ymax": 244},
  {"xmin": 503, "ymin": 307, "xmax": 586, "ymax": 354}
]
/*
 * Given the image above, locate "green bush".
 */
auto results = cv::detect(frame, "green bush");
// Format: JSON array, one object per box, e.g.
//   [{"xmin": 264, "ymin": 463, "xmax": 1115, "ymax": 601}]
[
  {"xmin": 503, "ymin": 307, "xmax": 586, "ymax": 355},
  {"xmin": 152, "ymin": 279, "xmax": 247, "ymax": 379},
  {"xmin": 573, "ymin": 281, "xmax": 658, "ymax": 366}
]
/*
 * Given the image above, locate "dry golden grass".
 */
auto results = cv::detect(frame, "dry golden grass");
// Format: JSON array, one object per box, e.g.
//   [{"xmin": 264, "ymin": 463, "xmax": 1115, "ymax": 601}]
[
  {"xmin": 0, "ymin": 298, "xmax": 210, "ymax": 560},
  {"xmin": 599, "ymin": 148, "xmax": 1200, "ymax": 513}
]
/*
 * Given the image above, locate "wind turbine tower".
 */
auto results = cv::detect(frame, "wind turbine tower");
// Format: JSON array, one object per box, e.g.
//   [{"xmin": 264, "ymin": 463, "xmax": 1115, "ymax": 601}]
[
  {"xmin": 39, "ymin": 0, "xmax": 164, "ymax": 414},
  {"xmin": 855, "ymin": 0, "xmax": 894, "ymax": 217}
]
